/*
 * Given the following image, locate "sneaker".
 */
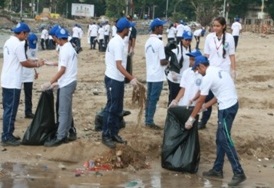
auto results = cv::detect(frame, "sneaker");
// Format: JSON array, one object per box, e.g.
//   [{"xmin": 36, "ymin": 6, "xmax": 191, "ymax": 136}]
[
  {"xmin": 203, "ymin": 169, "xmax": 224, "ymax": 179},
  {"xmin": 68, "ymin": 127, "xmax": 77, "ymax": 141},
  {"xmin": 2, "ymin": 137, "xmax": 21, "ymax": 146},
  {"xmin": 228, "ymin": 173, "xmax": 246, "ymax": 186},
  {"xmin": 198, "ymin": 122, "xmax": 206, "ymax": 130},
  {"xmin": 102, "ymin": 137, "xmax": 116, "ymax": 149},
  {"xmin": 44, "ymin": 137, "xmax": 67, "ymax": 147},
  {"xmin": 25, "ymin": 113, "xmax": 35, "ymax": 119},
  {"xmin": 146, "ymin": 123, "xmax": 163, "ymax": 130},
  {"xmin": 112, "ymin": 135, "xmax": 127, "ymax": 144},
  {"xmin": 12, "ymin": 135, "xmax": 21, "ymax": 141}
]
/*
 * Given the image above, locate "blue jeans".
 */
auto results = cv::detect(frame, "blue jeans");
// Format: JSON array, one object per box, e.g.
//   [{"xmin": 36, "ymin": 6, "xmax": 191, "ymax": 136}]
[
  {"xmin": 2, "ymin": 88, "xmax": 21, "ymax": 141},
  {"xmin": 145, "ymin": 82, "xmax": 163, "ymax": 125},
  {"xmin": 213, "ymin": 102, "xmax": 244, "ymax": 175},
  {"xmin": 102, "ymin": 76, "xmax": 124, "ymax": 138}
]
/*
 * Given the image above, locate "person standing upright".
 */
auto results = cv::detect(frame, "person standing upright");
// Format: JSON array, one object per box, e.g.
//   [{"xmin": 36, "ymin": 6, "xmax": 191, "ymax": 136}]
[
  {"xmin": 102, "ymin": 17, "xmax": 138, "ymax": 149},
  {"xmin": 198, "ymin": 16, "xmax": 236, "ymax": 130},
  {"xmin": 40, "ymin": 27, "xmax": 49, "ymax": 50},
  {"xmin": 231, "ymin": 18, "xmax": 242, "ymax": 49},
  {"xmin": 144, "ymin": 18, "xmax": 168, "ymax": 130},
  {"xmin": 104, "ymin": 21, "xmax": 110, "ymax": 46},
  {"xmin": 88, "ymin": 22, "xmax": 98, "ymax": 49},
  {"xmin": 175, "ymin": 20, "xmax": 184, "ymax": 44},
  {"xmin": 1, "ymin": 22, "xmax": 44, "ymax": 146}
]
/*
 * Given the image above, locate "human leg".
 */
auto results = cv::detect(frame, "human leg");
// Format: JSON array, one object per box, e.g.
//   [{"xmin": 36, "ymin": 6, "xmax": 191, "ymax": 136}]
[
  {"xmin": 23, "ymin": 82, "xmax": 34, "ymax": 118},
  {"xmin": 167, "ymin": 80, "xmax": 180, "ymax": 106}
]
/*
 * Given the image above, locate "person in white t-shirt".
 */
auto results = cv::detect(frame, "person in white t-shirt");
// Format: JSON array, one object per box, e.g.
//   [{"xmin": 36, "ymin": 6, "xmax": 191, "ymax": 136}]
[
  {"xmin": 44, "ymin": 28, "xmax": 78, "ymax": 147},
  {"xmin": 185, "ymin": 55, "xmax": 246, "ymax": 187},
  {"xmin": 1, "ymin": 22, "xmax": 44, "ymax": 146},
  {"xmin": 166, "ymin": 23, "xmax": 176, "ymax": 43},
  {"xmin": 144, "ymin": 18, "xmax": 168, "ymax": 130},
  {"xmin": 98, "ymin": 24, "xmax": 104, "ymax": 51},
  {"xmin": 231, "ymin": 18, "xmax": 242, "ymax": 49},
  {"xmin": 104, "ymin": 21, "xmax": 110, "ymax": 45},
  {"xmin": 22, "ymin": 32, "xmax": 39, "ymax": 119},
  {"xmin": 102, "ymin": 17, "xmax": 138, "ymax": 149},
  {"xmin": 88, "ymin": 22, "xmax": 98, "ymax": 49},
  {"xmin": 71, "ymin": 24, "xmax": 81, "ymax": 49},
  {"xmin": 176, "ymin": 20, "xmax": 184, "ymax": 44},
  {"xmin": 193, "ymin": 27, "xmax": 203, "ymax": 49},
  {"xmin": 166, "ymin": 31, "xmax": 192, "ymax": 105},
  {"xmin": 200, "ymin": 16, "xmax": 236, "ymax": 130},
  {"xmin": 111, "ymin": 20, "xmax": 117, "ymax": 38},
  {"xmin": 168, "ymin": 49, "xmax": 202, "ymax": 108},
  {"xmin": 40, "ymin": 27, "xmax": 49, "ymax": 50}
]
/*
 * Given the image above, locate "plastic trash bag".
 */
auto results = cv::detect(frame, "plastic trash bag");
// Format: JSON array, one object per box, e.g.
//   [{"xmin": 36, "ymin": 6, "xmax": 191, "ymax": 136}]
[
  {"xmin": 22, "ymin": 90, "xmax": 57, "ymax": 145},
  {"xmin": 161, "ymin": 106, "xmax": 200, "ymax": 173}
]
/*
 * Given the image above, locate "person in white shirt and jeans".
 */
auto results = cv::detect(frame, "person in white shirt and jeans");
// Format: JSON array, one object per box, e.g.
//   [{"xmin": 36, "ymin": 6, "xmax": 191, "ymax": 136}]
[{"xmin": 231, "ymin": 18, "xmax": 242, "ymax": 49}]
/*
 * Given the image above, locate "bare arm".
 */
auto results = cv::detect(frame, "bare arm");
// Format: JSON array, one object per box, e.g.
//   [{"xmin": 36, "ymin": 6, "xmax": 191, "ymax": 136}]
[
  {"xmin": 21, "ymin": 59, "xmax": 44, "ymax": 68},
  {"xmin": 230, "ymin": 54, "xmax": 236, "ymax": 71},
  {"xmin": 189, "ymin": 95, "xmax": 207, "ymax": 118},
  {"xmin": 50, "ymin": 66, "xmax": 66, "ymax": 84},
  {"xmin": 116, "ymin": 61, "xmax": 134, "ymax": 81},
  {"xmin": 174, "ymin": 88, "xmax": 185, "ymax": 102}
]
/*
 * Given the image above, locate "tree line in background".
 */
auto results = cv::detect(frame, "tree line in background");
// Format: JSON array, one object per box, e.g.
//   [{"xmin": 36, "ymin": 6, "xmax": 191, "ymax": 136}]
[{"xmin": 1, "ymin": 0, "xmax": 274, "ymax": 26}]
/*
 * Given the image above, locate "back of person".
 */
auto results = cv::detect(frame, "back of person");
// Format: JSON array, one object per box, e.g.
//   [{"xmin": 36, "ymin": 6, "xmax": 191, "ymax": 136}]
[{"xmin": 231, "ymin": 21, "xmax": 242, "ymax": 36}]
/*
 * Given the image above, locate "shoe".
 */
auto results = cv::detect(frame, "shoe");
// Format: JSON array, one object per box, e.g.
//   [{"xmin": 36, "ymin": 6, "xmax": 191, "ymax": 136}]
[
  {"xmin": 2, "ymin": 137, "xmax": 21, "ymax": 146},
  {"xmin": 68, "ymin": 127, "xmax": 77, "ymax": 141},
  {"xmin": 198, "ymin": 122, "xmax": 206, "ymax": 130},
  {"xmin": 12, "ymin": 135, "xmax": 21, "ymax": 141},
  {"xmin": 122, "ymin": 110, "xmax": 131, "ymax": 116},
  {"xmin": 228, "ymin": 173, "xmax": 246, "ymax": 186},
  {"xmin": 102, "ymin": 137, "xmax": 116, "ymax": 148},
  {"xmin": 112, "ymin": 135, "xmax": 127, "ymax": 144},
  {"xmin": 203, "ymin": 169, "xmax": 224, "ymax": 179},
  {"xmin": 146, "ymin": 123, "xmax": 163, "ymax": 130},
  {"xmin": 44, "ymin": 137, "xmax": 67, "ymax": 147},
  {"xmin": 25, "ymin": 113, "xmax": 35, "ymax": 119}
]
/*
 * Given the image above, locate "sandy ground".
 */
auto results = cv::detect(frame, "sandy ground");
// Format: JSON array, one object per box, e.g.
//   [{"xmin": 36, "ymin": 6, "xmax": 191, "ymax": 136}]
[{"xmin": 0, "ymin": 27, "xmax": 274, "ymax": 187}]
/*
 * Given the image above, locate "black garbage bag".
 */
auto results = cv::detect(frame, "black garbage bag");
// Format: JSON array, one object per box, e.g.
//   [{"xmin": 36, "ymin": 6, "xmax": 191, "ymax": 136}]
[
  {"xmin": 21, "ymin": 90, "xmax": 57, "ymax": 145},
  {"xmin": 94, "ymin": 109, "xmax": 130, "ymax": 131},
  {"xmin": 125, "ymin": 55, "xmax": 132, "ymax": 83},
  {"xmin": 161, "ymin": 106, "xmax": 200, "ymax": 173}
]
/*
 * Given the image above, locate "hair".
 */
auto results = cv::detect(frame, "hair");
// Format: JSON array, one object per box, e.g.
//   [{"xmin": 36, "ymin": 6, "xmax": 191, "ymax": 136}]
[
  {"xmin": 214, "ymin": 16, "xmax": 226, "ymax": 58},
  {"xmin": 178, "ymin": 40, "xmax": 191, "ymax": 68},
  {"xmin": 169, "ymin": 23, "xmax": 174, "ymax": 29}
]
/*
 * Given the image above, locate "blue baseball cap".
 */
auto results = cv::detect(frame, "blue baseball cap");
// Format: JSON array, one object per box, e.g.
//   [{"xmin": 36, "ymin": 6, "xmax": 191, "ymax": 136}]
[
  {"xmin": 12, "ymin": 22, "xmax": 30, "ymax": 33},
  {"xmin": 27, "ymin": 33, "xmax": 38, "ymax": 49},
  {"xmin": 116, "ymin": 17, "xmax": 134, "ymax": 32},
  {"xmin": 182, "ymin": 31, "xmax": 193, "ymax": 40},
  {"xmin": 150, "ymin": 18, "xmax": 166, "ymax": 30},
  {"xmin": 235, "ymin": 17, "xmax": 240, "ymax": 22},
  {"xmin": 192, "ymin": 55, "xmax": 209, "ymax": 70},
  {"xmin": 55, "ymin": 28, "xmax": 69, "ymax": 39},
  {"xmin": 49, "ymin": 24, "xmax": 61, "ymax": 36},
  {"xmin": 186, "ymin": 49, "xmax": 202, "ymax": 57}
]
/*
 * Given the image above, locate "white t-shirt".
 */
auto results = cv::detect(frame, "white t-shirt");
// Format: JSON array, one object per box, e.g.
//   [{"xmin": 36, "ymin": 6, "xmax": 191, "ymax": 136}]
[
  {"xmin": 89, "ymin": 24, "xmax": 98, "ymax": 37},
  {"xmin": 105, "ymin": 35, "xmax": 126, "ymax": 81},
  {"xmin": 167, "ymin": 45, "xmax": 190, "ymax": 83},
  {"xmin": 58, "ymin": 42, "xmax": 78, "ymax": 88},
  {"xmin": 72, "ymin": 26, "xmax": 81, "ymax": 38},
  {"xmin": 176, "ymin": 24, "xmax": 184, "ymax": 37},
  {"xmin": 41, "ymin": 29, "xmax": 49, "ymax": 39},
  {"xmin": 184, "ymin": 25, "xmax": 192, "ymax": 33},
  {"xmin": 145, "ymin": 34, "xmax": 166, "ymax": 82},
  {"xmin": 22, "ymin": 47, "xmax": 37, "ymax": 83},
  {"xmin": 104, "ymin": 24, "xmax": 110, "ymax": 36},
  {"xmin": 166, "ymin": 26, "xmax": 176, "ymax": 39},
  {"xmin": 193, "ymin": 29, "xmax": 202, "ymax": 37},
  {"xmin": 178, "ymin": 68, "xmax": 203, "ymax": 106},
  {"xmin": 231, "ymin": 22, "xmax": 242, "ymax": 36},
  {"xmin": 1, "ymin": 36, "xmax": 27, "ymax": 89},
  {"xmin": 204, "ymin": 32, "xmax": 235, "ymax": 72},
  {"xmin": 200, "ymin": 66, "xmax": 237, "ymax": 110},
  {"xmin": 112, "ymin": 25, "xmax": 117, "ymax": 37},
  {"xmin": 98, "ymin": 27, "xmax": 104, "ymax": 40}
]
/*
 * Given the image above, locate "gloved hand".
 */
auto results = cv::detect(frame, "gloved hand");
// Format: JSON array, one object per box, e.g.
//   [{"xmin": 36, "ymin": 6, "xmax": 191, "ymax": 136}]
[
  {"xmin": 130, "ymin": 78, "xmax": 138, "ymax": 86},
  {"xmin": 41, "ymin": 82, "xmax": 51, "ymax": 91},
  {"xmin": 185, "ymin": 116, "xmax": 195, "ymax": 130},
  {"xmin": 168, "ymin": 99, "xmax": 178, "ymax": 108},
  {"xmin": 171, "ymin": 71, "xmax": 178, "ymax": 82},
  {"xmin": 51, "ymin": 82, "xmax": 59, "ymax": 90}
]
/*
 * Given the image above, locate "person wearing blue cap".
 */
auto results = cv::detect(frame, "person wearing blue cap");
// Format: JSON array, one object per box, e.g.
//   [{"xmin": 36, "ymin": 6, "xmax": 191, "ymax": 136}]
[
  {"xmin": 185, "ymin": 55, "xmax": 246, "ymax": 186},
  {"xmin": 231, "ymin": 17, "xmax": 242, "ymax": 49},
  {"xmin": 1, "ymin": 22, "xmax": 45, "ymax": 146},
  {"xmin": 168, "ymin": 49, "xmax": 202, "ymax": 108},
  {"xmin": 21, "ymin": 32, "xmax": 39, "ymax": 119},
  {"xmin": 102, "ymin": 17, "xmax": 138, "ymax": 148},
  {"xmin": 43, "ymin": 28, "xmax": 78, "ymax": 147},
  {"xmin": 144, "ymin": 18, "xmax": 168, "ymax": 130},
  {"xmin": 167, "ymin": 30, "xmax": 193, "ymax": 106}
]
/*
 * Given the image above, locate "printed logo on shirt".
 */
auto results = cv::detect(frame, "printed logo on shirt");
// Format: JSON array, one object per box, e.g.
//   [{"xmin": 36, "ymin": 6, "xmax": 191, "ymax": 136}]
[
  {"xmin": 146, "ymin": 45, "xmax": 155, "ymax": 53},
  {"xmin": 223, "ymin": 42, "xmax": 229, "ymax": 50},
  {"xmin": 196, "ymin": 78, "xmax": 202, "ymax": 86}
]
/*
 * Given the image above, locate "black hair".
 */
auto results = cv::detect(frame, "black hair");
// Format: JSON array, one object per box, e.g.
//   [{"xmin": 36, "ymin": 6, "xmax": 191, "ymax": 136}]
[
  {"xmin": 169, "ymin": 24, "xmax": 174, "ymax": 29},
  {"xmin": 24, "ymin": 39, "xmax": 28, "ymax": 59},
  {"xmin": 178, "ymin": 40, "xmax": 191, "ymax": 68},
  {"xmin": 214, "ymin": 17, "xmax": 226, "ymax": 58}
]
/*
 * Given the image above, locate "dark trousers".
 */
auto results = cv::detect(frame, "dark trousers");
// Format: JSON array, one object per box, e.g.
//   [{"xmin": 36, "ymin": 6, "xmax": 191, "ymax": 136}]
[
  {"xmin": 104, "ymin": 35, "xmax": 109, "ymax": 46},
  {"xmin": 213, "ymin": 102, "xmax": 244, "ymax": 175},
  {"xmin": 23, "ymin": 82, "xmax": 33, "ymax": 116},
  {"xmin": 201, "ymin": 90, "xmax": 214, "ymax": 125},
  {"xmin": 41, "ymin": 39, "xmax": 45, "ymax": 50},
  {"xmin": 71, "ymin": 37, "xmax": 80, "ymax": 48},
  {"xmin": 233, "ymin": 36, "xmax": 239, "ymax": 49},
  {"xmin": 176, "ymin": 37, "xmax": 182, "ymax": 44},
  {"xmin": 195, "ymin": 36, "xmax": 200, "ymax": 49},
  {"xmin": 102, "ymin": 76, "xmax": 124, "ymax": 138},
  {"xmin": 99, "ymin": 39, "xmax": 103, "ymax": 51},
  {"xmin": 2, "ymin": 88, "xmax": 21, "ymax": 141},
  {"xmin": 90, "ymin": 36, "xmax": 96, "ymax": 49},
  {"xmin": 167, "ymin": 38, "xmax": 175, "ymax": 43},
  {"xmin": 167, "ymin": 80, "xmax": 181, "ymax": 106}
]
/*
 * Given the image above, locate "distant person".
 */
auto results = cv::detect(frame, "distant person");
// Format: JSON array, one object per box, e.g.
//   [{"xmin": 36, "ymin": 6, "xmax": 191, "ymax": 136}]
[
  {"xmin": 111, "ymin": 20, "xmax": 117, "ymax": 38},
  {"xmin": 22, "ymin": 32, "xmax": 39, "ymax": 119},
  {"xmin": 98, "ymin": 24, "xmax": 104, "ymax": 51},
  {"xmin": 176, "ymin": 20, "xmax": 184, "ymax": 44},
  {"xmin": 185, "ymin": 55, "xmax": 246, "ymax": 187},
  {"xmin": 144, "ymin": 18, "xmax": 168, "ymax": 130},
  {"xmin": 231, "ymin": 18, "xmax": 242, "ymax": 49},
  {"xmin": 193, "ymin": 27, "xmax": 203, "ymax": 49},
  {"xmin": 40, "ymin": 27, "xmax": 49, "ymax": 50},
  {"xmin": 71, "ymin": 24, "xmax": 81, "ymax": 49},
  {"xmin": 104, "ymin": 21, "xmax": 110, "ymax": 45},
  {"xmin": 166, "ymin": 23, "xmax": 176, "ymax": 43},
  {"xmin": 1, "ymin": 22, "xmax": 44, "ymax": 146},
  {"xmin": 88, "ymin": 22, "xmax": 98, "ymax": 49}
]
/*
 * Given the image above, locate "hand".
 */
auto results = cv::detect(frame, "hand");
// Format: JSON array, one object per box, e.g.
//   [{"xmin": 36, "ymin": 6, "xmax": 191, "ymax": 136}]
[
  {"xmin": 37, "ymin": 59, "xmax": 45, "ymax": 67},
  {"xmin": 230, "ymin": 70, "xmax": 236, "ymax": 80},
  {"xmin": 168, "ymin": 99, "xmax": 178, "ymax": 108},
  {"xmin": 51, "ymin": 82, "xmax": 59, "ymax": 90},
  {"xmin": 130, "ymin": 78, "xmax": 138, "ymax": 86},
  {"xmin": 34, "ymin": 72, "xmax": 39, "ymax": 80},
  {"xmin": 41, "ymin": 82, "xmax": 51, "ymax": 91},
  {"xmin": 188, "ymin": 99, "xmax": 193, "ymax": 107},
  {"xmin": 185, "ymin": 116, "xmax": 195, "ymax": 130}
]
